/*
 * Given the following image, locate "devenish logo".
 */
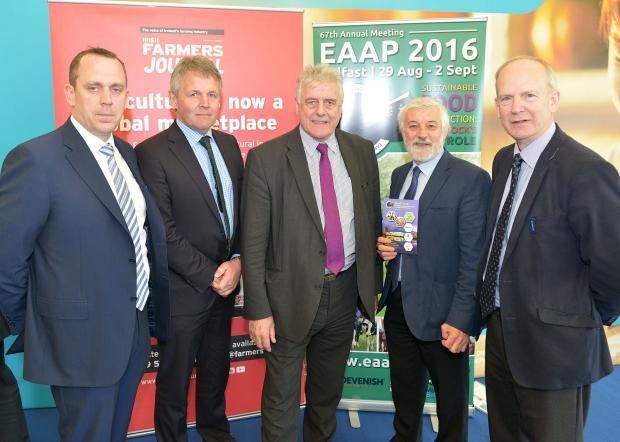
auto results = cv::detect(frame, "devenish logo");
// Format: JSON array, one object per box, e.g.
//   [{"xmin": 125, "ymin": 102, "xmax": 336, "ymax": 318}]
[{"xmin": 343, "ymin": 377, "xmax": 384, "ymax": 386}]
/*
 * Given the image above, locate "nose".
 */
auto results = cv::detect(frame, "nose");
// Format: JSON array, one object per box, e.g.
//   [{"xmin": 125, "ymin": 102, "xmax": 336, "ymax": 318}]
[
  {"xmin": 510, "ymin": 96, "xmax": 522, "ymax": 113},
  {"xmin": 100, "ymin": 88, "xmax": 112, "ymax": 105},
  {"xmin": 315, "ymin": 101, "xmax": 326, "ymax": 115},
  {"xmin": 417, "ymin": 126, "xmax": 428, "ymax": 139},
  {"xmin": 199, "ymin": 94, "xmax": 210, "ymax": 108}
]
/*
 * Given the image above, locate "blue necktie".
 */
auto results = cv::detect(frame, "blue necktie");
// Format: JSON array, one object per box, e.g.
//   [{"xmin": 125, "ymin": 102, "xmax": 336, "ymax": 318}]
[{"xmin": 100, "ymin": 143, "xmax": 149, "ymax": 311}]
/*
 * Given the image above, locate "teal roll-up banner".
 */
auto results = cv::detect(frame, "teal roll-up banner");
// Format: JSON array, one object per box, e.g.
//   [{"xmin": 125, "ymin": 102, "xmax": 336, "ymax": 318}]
[{"xmin": 312, "ymin": 18, "xmax": 487, "ymax": 409}]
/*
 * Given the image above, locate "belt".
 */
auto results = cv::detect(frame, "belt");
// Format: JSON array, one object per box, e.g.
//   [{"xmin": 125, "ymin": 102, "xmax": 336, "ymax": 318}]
[
  {"xmin": 323, "ymin": 264, "xmax": 353, "ymax": 282},
  {"xmin": 323, "ymin": 272, "xmax": 339, "ymax": 282}
]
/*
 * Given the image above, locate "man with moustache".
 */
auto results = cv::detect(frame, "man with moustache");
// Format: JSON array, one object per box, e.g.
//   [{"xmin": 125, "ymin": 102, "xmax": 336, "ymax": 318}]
[
  {"xmin": 241, "ymin": 64, "xmax": 381, "ymax": 441},
  {"xmin": 376, "ymin": 97, "xmax": 490, "ymax": 441},
  {"xmin": 136, "ymin": 56, "xmax": 242, "ymax": 442},
  {"xmin": 479, "ymin": 56, "xmax": 620, "ymax": 441},
  {"xmin": 0, "ymin": 47, "xmax": 170, "ymax": 441}
]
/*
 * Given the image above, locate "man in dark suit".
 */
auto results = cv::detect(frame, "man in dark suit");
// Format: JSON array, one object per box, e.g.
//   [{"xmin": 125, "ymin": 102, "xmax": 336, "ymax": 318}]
[
  {"xmin": 478, "ymin": 55, "xmax": 620, "ymax": 441},
  {"xmin": 241, "ymin": 64, "xmax": 381, "ymax": 441},
  {"xmin": 0, "ymin": 47, "xmax": 170, "ymax": 441},
  {"xmin": 376, "ymin": 97, "xmax": 490, "ymax": 441},
  {"xmin": 0, "ymin": 314, "xmax": 28, "ymax": 442},
  {"xmin": 136, "ymin": 56, "xmax": 242, "ymax": 442}
]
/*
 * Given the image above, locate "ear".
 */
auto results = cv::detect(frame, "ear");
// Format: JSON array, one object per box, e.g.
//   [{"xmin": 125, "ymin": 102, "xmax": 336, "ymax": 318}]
[
  {"xmin": 169, "ymin": 90, "xmax": 178, "ymax": 109},
  {"xmin": 494, "ymin": 96, "xmax": 501, "ymax": 117},
  {"xmin": 64, "ymin": 83, "xmax": 76, "ymax": 107},
  {"xmin": 548, "ymin": 89, "xmax": 560, "ymax": 113}
]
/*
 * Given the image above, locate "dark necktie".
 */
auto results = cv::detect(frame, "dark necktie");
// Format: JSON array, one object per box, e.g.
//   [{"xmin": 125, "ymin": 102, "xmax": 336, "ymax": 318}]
[
  {"xmin": 199, "ymin": 135, "xmax": 231, "ymax": 241},
  {"xmin": 480, "ymin": 153, "xmax": 523, "ymax": 318},
  {"xmin": 391, "ymin": 166, "xmax": 421, "ymax": 289},
  {"xmin": 317, "ymin": 143, "xmax": 345, "ymax": 274}
]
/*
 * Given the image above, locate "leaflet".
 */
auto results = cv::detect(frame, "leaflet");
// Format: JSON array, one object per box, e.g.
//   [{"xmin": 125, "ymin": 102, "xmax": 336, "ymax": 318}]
[{"xmin": 382, "ymin": 198, "xmax": 419, "ymax": 254}]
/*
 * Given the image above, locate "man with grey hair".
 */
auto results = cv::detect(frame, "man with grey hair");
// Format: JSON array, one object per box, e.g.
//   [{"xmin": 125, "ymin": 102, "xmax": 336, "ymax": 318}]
[
  {"xmin": 136, "ymin": 56, "xmax": 243, "ymax": 442},
  {"xmin": 478, "ymin": 55, "xmax": 620, "ymax": 441},
  {"xmin": 241, "ymin": 64, "xmax": 381, "ymax": 441},
  {"xmin": 377, "ymin": 96, "xmax": 490, "ymax": 441}
]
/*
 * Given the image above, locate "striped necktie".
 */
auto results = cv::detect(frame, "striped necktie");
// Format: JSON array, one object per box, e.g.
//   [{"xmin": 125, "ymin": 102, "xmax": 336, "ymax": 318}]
[{"xmin": 100, "ymin": 143, "xmax": 149, "ymax": 310}]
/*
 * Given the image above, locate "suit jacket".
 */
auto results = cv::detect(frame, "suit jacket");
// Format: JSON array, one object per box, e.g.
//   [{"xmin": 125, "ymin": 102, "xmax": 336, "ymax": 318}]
[
  {"xmin": 377, "ymin": 151, "xmax": 490, "ymax": 340},
  {"xmin": 0, "ymin": 119, "xmax": 170, "ymax": 387},
  {"xmin": 136, "ymin": 121, "xmax": 243, "ymax": 316},
  {"xmin": 241, "ymin": 126, "xmax": 382, "ymax": 342},
  {"xmin": 476, "ymin": 125, "xmax": 620, "ymax": 390}
]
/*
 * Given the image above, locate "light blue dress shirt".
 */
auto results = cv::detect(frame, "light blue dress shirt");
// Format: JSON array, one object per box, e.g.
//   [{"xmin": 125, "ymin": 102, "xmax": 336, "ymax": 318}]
[
  {"xmin": 486, "ymin": 123, "xmax": 556, "ymax": 307},
  {"xmin": 177, "ymin": 119, "xmax": 235, "ymax": 234}
]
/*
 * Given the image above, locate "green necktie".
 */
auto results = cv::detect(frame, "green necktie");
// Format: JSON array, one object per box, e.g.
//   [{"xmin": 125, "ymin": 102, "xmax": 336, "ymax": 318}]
[{"xmin": 199, "ymin": 135, "xmax": 231, "ymax": 241}]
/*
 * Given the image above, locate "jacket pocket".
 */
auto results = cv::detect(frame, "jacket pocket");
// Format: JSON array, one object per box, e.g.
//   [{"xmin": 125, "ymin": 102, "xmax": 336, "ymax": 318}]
[
  {"xmin": 537, "ymin": 307, "xmax": 598, "ymax": 328},
  {"xmin": 37, "ymin": 297, "xmax": 88, "ymax": 319}
]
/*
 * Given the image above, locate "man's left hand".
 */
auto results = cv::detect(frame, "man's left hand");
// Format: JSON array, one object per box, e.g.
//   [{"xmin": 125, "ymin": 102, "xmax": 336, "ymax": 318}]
[
  {"xmin": 440, "ymin": 323, "xmax": 469, "ymax": 353},
  {"xmin": 212, "ymin": 258, "xmax": 241, "ymax": 297}
]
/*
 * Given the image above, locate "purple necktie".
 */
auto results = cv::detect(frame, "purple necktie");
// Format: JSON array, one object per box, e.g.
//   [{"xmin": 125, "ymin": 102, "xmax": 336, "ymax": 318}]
[{"xmin": 317, "ymin": 143, "xmax": 345, "ymax": 274}]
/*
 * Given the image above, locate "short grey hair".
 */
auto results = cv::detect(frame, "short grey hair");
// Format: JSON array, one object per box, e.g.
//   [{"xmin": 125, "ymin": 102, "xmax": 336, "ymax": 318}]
[
  {"xmin": 397, "ymin": 96, "xmax": 450, "ymax": 141},
  {"xmin": 295, "ymin": 64, "xmax": 344, "ymax": 103},
  {"xmin": 170, "ymin": 56, "xmax": 222, "ymax": 96}
]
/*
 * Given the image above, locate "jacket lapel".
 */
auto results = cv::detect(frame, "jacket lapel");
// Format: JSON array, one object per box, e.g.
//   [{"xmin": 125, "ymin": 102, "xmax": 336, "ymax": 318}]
[
  {"xmin": 419, "ymin": 151, "xmax": 450, "ymax": 219},
  {"xmin": 391, "ymin": 162, "xmax": 411, "ymax": 198},
  {"xmin": 286, "ymin": 127, "xmax": 324, "ymax": 237},
  {"xmin": 62, "ymin": 120, "xmax": 128, "ymax": 234},
  {"xmin": 503, "ymin": 132, "xmax": 559, "ymax": 261},
  {"xmin": 167, "ymin": 122, "xmax": 223, "ymax": 229},
  {"xmin": 212, "ymin": 130, "xmax": 241, "ymax": 236}
]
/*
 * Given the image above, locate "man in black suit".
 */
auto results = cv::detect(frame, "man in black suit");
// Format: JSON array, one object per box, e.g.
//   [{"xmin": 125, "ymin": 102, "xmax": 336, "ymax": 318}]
[
  {"xmin": 0, "ymin": 314, "xmax": 28, "ymax": 442},
  {"xmin": 478, "ymin": 55, "xmax": 620, "ymax": 441},
  {"xmin": 137, "ymin": 56, "xmax": 243, "ymax": 442},
  {"xmin": 241, "ymin": 64, "xmax": 381, "ymax": 441},
  {"xmin": 377, "ymin": 97, "xmax": 490, "ymax": 441}
]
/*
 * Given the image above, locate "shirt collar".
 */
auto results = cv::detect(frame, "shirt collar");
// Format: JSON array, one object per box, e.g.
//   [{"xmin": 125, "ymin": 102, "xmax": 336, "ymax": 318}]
[
  {"xmin": 176, "ymin": 119, "xmax": 214, "ymax": 147},
  {"xmin": 70, "ymin": 116, "xmax": 115, "ymax": 153},
  {"xmin": 299, "ymin": 125, "xmax": 338, "ymax": 157},
  {"xmin": 411, "ymin": 149, "xmax": 444, "ymax": 178},
  {"xmin": 513, "ymin": 122, "xmax": 556, "ymax": 169}
]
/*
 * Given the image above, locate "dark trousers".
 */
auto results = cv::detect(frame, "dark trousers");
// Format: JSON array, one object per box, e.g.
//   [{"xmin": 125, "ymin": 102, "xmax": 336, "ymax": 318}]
[
  {"xmin": 155, "ymin": 296, "xmax": 233, "ymax": 442},
  {"xmin": 385, "ymin": 287, "xmax": 469, "ymax": 442},
  {"xmin": 485, "ymin": 311, "xmax": 591, "ymax": 442},
  {"xmin": 261, "ymin": 265, "xmax": 359, "ymax": 442},
  {"xmin": 51, "ymin": 308, "xmax": 149, "ymax": 442},
  {"xmin": 0, "ymin": 340, "xmax": 29, "ymax": 442}
]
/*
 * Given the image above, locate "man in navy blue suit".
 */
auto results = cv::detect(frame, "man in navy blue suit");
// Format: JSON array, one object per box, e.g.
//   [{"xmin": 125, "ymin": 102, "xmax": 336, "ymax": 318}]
[
  {"xmin": 377, "ymin": 97, "xmax": 490, "ymax": 441},
  {"xmin": 0, "ymin": 47, "xmax": 170, "ymax": 441}
]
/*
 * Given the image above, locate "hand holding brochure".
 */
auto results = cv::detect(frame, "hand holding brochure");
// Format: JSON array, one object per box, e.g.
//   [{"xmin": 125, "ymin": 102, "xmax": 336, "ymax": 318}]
[{"xmin": 382, "ymin": 198, "xmax": 419, "ymax": 254}]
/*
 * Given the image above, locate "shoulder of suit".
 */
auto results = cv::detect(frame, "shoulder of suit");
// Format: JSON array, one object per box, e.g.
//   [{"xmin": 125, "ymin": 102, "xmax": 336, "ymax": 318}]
[
  {"xmin": 134, "ymin": 125, "xmax": 176, "ymax": 153},
  {"xmin": 248, "ymin": 127, "xmax": 297, "ymax": 157},
  {"xmin": 9, "ymin": 126, "xmax": 64, "ymax": 159},
  {"xmin": 212, "ymin": 128, "xmax": 238, "ymax": 143},
  {"xmin": 445, "ymin": 152, "xmax": 489, "ymax": 178},
  {"xmin": 335, "ymin": 128, "xmax": 373, "ymax": 149}
]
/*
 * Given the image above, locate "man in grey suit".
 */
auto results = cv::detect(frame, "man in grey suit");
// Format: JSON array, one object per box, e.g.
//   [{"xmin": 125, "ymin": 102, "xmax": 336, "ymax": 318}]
[
  {"xmin": 376, "ymin": 97, "xmax": 490, "ymax": 441},
  {"xmin": 241, "ymin": 64, "xmax": 381, "ymax": 441},
  {"xmin": 0, "ymin": 47, "xmax": 169, "ymax": 441},
  {"xmin": 478, "ymin": 55, "xmax": 620, "ymax": 441}
]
